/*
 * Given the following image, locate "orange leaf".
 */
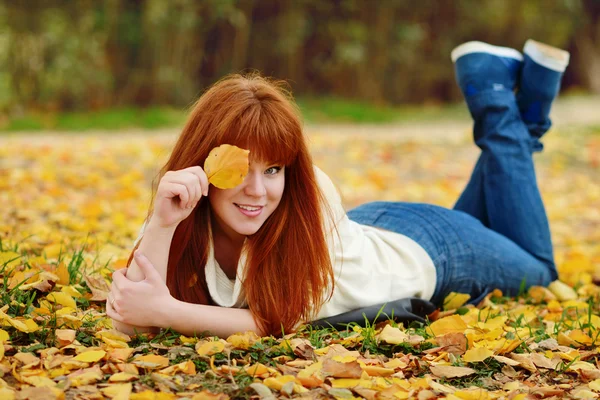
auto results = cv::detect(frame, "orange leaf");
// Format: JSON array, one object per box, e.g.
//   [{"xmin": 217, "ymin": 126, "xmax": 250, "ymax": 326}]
[{"xmin": 204, "ymin": 144, "xmax": 249, "ymax": 189}]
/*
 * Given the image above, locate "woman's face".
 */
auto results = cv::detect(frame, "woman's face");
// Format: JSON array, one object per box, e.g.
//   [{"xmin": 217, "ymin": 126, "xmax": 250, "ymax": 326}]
[{"xmin": 209, "ymin": 160, "xmax": 285, "ymax": 243}]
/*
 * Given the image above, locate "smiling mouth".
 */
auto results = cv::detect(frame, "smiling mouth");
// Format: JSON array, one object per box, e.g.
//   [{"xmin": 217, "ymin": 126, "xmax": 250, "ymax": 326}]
[{"xmin": 234, "ymin": 204, "xmax": 263, "ymax": 211}]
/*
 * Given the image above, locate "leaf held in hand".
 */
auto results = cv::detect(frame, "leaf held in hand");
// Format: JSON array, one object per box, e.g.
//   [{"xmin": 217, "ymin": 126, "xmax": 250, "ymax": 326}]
[{"xmin": 204, "ymin": 144, "xmax": 250, "ymax": 189}]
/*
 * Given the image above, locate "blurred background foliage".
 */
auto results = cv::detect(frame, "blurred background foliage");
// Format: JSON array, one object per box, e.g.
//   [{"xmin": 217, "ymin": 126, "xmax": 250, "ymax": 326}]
[{"xmin": 1, "ymin": 0, "xmax": 599, "ymax": 122}]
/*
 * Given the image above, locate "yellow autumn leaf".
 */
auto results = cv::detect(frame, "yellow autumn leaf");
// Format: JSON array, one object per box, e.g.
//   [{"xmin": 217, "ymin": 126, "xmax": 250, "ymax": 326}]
[
  {"xmin": 443, "ymin": 292, "xmax": 471, "ymax": 310},
  {"xmin": 130, "ymin": 390, "xmax": 177, "ymax": 400},
  {"xmin": 548, "ymin": 280, "xmax": 578, "ymax": 301},
  {"xmin": 463, "ymin": 347, "xmax": 494, "ymax": 363},
  {"xmin": 196, "ymin": 340, "xmax": 225, "ymax": 356},
  {"xmin": 73, "ymin": 350, "xmax": 106, "ymax": 363},
  {"xmin": 0, "ymin": 251, "xmax": 21, "ymax": 268},
  {"xmin": 428, "ymin": 314, "xmax": 468, "ymax": 337},
  {"xmin": 109, "ymin": 372, "xmax": 139, "ymax": 382},
  {"xmin": 264, "ymin": 375, "xmax": 297, "ymax": 391},
  {"xmin": 55, "ymin": 262, "xmax": 70, "ymax": 286},
  {"xmin": 204, "ymin": 144, "xmax": 249, "ymax": 189},
  {"xmin": 46, "ymin": 292, "xmax": 77, "ymax": 309},
  {"xmin": 589, "ymin": 379, "xmax": 600, "ymax": 392},
  {"xmin": 226, "ymin": 331, "xmax": 260, "ymax": 349},
  {"xmin": 377, "ymin": 325, "xmax": 409, "ymax": 345},
  {"xmin": 132, "ymin": 354, "xmax": 170, "ymax": 369},
  {"xmin": 101, "ymin": 383, "xmax": 132, "ymax": 400}
]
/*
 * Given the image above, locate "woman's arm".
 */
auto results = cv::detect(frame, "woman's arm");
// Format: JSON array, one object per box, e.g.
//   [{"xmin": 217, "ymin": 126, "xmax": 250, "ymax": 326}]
[
  {"xmin": 111, "ymin": 220, "xmax": 177, "ymax": 333},
  {"xmin": 111, "ymin": 244, "xmax": 265, "ymax": 338},
  {"xmin": 162, "ymin": 299, "xmax": 265, "ymax": 338}
]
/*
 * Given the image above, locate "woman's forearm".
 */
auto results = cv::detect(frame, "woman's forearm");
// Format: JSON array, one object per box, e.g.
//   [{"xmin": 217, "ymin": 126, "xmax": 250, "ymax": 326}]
[
  {"xmin": 162, "ymin": 299, "xmax": 265, "ymax": 338},
  {"xmin": 126, "ymin": 219, "xmax": 177, "ymax": 283},
  {"xmin": 112, "ymin": 219, "xmax": 177, "ymax": 334}
]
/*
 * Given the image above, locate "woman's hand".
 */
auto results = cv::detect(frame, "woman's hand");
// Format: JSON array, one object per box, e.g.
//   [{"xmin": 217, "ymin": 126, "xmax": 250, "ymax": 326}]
[
  {"xmin": 107, "ymin": 250, "xmax": 176, "ymax": 329},
  {"xmin": 152, "ymin": 166, "xmax": 209, "ymax": 229}
]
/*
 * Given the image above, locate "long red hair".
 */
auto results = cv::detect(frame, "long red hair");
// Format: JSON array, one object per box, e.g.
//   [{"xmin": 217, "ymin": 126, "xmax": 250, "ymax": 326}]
[{"xmin": 128, "ymin": 73, "xmax": 334, "ymax": 335}]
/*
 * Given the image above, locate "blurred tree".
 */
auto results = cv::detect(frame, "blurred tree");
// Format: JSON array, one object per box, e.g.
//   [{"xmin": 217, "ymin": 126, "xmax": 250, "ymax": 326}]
[{"xmin": 0, "ymin": 0, "xmax": 594, "ymax": 113}]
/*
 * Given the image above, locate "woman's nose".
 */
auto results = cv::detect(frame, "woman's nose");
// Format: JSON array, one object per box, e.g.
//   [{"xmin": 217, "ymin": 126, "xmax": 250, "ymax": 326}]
[{"xmin": 244, "ymin": 172, "xmax": 267, "ymax": 197}]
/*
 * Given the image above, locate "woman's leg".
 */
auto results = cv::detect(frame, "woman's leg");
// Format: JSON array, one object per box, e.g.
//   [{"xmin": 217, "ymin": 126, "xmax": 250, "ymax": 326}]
[
  {"xmin": 347, "ymin": 202, "xmax": 555, "ymax": 307},
  {"xmin": 517, "ymin": 39, "xmax": 570, "ymax": 152},
  {"xmin": 450, "ymin": 41, "xmax": 557, "ymax": 270}
]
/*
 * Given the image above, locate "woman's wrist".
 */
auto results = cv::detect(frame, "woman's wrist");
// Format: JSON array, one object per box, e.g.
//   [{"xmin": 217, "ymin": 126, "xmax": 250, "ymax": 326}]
[
  {"xmin": 146, "ymin": 217, "xmax": 180, "ymax": 234},
  {"xmin": 157, "ymin": 296, "xmax": 181, "ymax": 330}
]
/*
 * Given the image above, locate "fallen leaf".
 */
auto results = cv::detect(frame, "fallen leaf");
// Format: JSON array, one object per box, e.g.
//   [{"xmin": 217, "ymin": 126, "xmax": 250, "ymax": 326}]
[
  {"xmin": 429, "ymin": 365, "xmax": 476, "ymax": 378},
  {"xmin": 204, "ymin": 144, "xmax": 249, "ymax": 189}
]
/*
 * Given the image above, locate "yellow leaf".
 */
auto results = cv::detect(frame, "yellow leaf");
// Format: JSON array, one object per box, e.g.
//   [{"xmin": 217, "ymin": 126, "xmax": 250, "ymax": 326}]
[
  {"xmin": 101, "ymin": 383, "xmax": 132, "ymax": 400},
  {"xmin": 589, "ymin": 379, "xmax": 600, "ymax": 392},
  {"xmin": 428, "ymin": 315, "xmax": 468, "ymax": 337},
  {"xmin": 0, "ymin": 388, "xmax": 14, "ymax": 400},
  {"xmin": 46, "ymin": 292, "xmax": 77, "ymax": 309},
  {"xmin": 96, "ymin": 329, "xmax": 131, "ymax": 343},
  {"xmin": 191, "ymin": 391, "xmax": 230, "ymax": 400},
  {"xmin": 130, "ymin": 391, "xmax": 177, "ymax": 400},
  {"xmin": 360, "ymin": 365, "xmax": 395, "ymax": 377},
  {"xmin": 196, "ymin": 340, "xmax": 225, "ymax": 357},
  {"xmin": 0, "ymin": 251, "xmax": 21, "ymax": 268},
  {"xmin": 548, "ymin": 280, "xmax": 577, "ymax": 301},
  {"xmin": 179, "ymin": 335, "xmax": 198, "ymax": 345},
  {"xmin": 264, "ymin": 375, "xmax": 296, "ymax": 391},
  {"xmin": 443, "ymin": 292, "xmax": 471, "ymax": 310},
  {"xmin": 21, "ymin": 375, "xmax": 57, "ymax": 388},
  {"xmin": 245, "ymin": 363, "xmax": 270, "ymax": 376},
  {"xmin": 226, "ymin": 331, "xmax": 260, "ymax": 349},
  {"xmin": 132, "ymin": 354, "xmax": 169, "ymax": 369},
  {"xmin": 55, "ymin": 263, "xmax": 70, "ymax": 286},
  {"xmin": 377, "ymin": 325, "xmax": 409, "ymax": 345},
  {"xmin": 572, "ymin": 389, "xmax": 599, "ymax": 399},
  {"xmin": 73, "ymin": 350, "xmax": 106, "ymax": 363},
  {"xmin": 453, "ymin": 388, "xmax": 491, "ymax": 400},
  {"xmin": 0, "ymin": 329, "xmax": 9, "ymax": 341},
  {"xmin": 463, "ymin": 347, "xmax": 494, "ymax": 363},
  {"xmin": 109, "ymin": 372, "xmax": 139, "ymax": 382},
  {"xmin": 430, "ymin": 365, "xmax": 476, "ymax": 378},
  {"xmin": 108, "ymin": 348, "xmax": 134, "ymax": 363},
  {"xmin": 569, "ymin": 329, "xmax": 594, "ymax": 346},
  {"xmin": 330, "ymin": 379, "xmax": 361, "ymax": 388},
  {"xmin": 204, "ymin": 144, "xmax": 249, "ymax": 189},
  {"xmin": 61, "ymin": 285, "xmax": 84, "ymax": 298}
]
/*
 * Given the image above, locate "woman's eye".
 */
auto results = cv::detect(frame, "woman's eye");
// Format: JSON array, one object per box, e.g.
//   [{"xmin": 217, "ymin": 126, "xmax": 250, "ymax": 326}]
[{"xmin": 265, "ymin": 166, "xmax": 282, "ymax": 175}]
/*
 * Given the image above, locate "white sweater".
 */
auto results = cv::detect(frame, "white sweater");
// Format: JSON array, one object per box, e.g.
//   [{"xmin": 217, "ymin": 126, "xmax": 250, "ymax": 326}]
[{"xmin": 136, "ymin": 166, "xmax": 437, "ymax": 320}]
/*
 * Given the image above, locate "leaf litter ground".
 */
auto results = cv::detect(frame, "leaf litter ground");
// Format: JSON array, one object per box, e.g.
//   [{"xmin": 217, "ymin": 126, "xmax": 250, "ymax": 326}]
[{"xmin": 0, "ymin": 126, "xmax": 599, "ymax": 399}]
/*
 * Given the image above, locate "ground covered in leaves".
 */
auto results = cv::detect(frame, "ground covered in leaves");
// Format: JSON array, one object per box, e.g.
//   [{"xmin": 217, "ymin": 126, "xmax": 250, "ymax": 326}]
[{"xmin": 0, "ymin": 125, "xmax": 599, "ymax": 399}]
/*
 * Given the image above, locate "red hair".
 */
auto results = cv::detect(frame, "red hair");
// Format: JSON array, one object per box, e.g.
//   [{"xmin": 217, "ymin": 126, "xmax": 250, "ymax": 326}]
[{"xmin": 128, "ymin": 73, "xmax": 334, "ymax": 335}]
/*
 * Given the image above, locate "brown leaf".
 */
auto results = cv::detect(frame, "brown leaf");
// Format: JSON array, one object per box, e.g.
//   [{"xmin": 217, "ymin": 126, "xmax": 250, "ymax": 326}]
[
  {"xmin": 83, "ymin": 274, "xmax": 110, "ymax": 301},
  {"xmin": 55, "ymin": 329, "xmax": 76, "ymax": 347},
  {"xmin": 509, "ymin": 353, "xmax": 537, "ymax": 373},
  {"xmin": 530, "ymin": 352, "xmax": 561, "ymax": 369},
  {"xmin": 529, "ymin": 387, "xmax": 565, "ymax": 398},
  {"xmin": 435, "ymin": 332, "xmax": 467, "ymax": 355},
  {"xmin": 322, "ymin": 358, "xmax": 363, "ymax": 379},
  {"xmin": 429, "ymin": 365, "xmax": 476, "ymax": 378}
]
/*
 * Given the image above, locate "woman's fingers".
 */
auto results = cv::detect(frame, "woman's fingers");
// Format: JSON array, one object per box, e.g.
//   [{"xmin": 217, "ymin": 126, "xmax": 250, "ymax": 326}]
[
  {"xmin": 106, "ymin": 298, "xmax": 125, "ymax": 323},
  {"xmin": 164, "ymin": 170, "xmax": 205, "ymax": 208},
  {"xmin": 163, "ymin": 182, "xmax": 190, "ymax": 208},
  {"xmin": 184, "ymin": 166, "xmax": 210, "ymax": 197}
]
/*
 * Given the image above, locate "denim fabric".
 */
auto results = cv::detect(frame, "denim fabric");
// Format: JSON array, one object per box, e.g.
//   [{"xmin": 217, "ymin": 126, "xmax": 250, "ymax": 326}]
[
  {"xmin": 517, "ymin": 54, "xmax": 565, "ymax": 152},
  {"xmin": 348, "ymin": 88, "xmax": 558, "ymax": 307}
]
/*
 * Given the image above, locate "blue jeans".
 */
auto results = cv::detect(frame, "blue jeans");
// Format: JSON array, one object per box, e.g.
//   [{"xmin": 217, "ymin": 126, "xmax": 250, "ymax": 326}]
[{"xmin": 348, "ymin": 90, "xmax": 558, "ymax": 306}]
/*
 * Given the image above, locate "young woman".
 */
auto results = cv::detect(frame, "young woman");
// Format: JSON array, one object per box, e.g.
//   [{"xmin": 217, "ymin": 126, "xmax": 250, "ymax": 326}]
[{"xmin": 106, "ymin": 39, "xmax": 570, "ymax": 338}]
